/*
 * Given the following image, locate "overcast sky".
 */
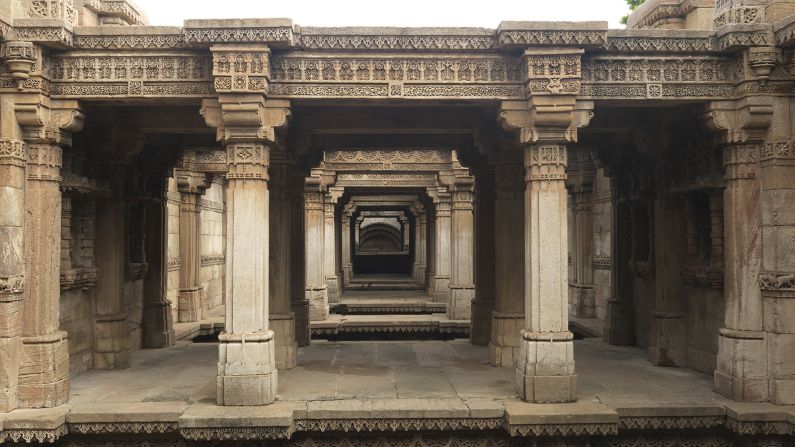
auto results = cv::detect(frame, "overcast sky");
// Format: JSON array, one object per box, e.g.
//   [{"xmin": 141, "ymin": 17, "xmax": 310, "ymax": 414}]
[{"xmin": 133, "ymin": 0, "xmax": 630, "ymax": 29}]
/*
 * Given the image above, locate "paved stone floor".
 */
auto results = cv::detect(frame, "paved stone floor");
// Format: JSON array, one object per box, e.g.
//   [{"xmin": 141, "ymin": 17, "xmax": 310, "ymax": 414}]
[{"xmin": 68, "ymin": 338, "xmax": 726, "ymax": 407}]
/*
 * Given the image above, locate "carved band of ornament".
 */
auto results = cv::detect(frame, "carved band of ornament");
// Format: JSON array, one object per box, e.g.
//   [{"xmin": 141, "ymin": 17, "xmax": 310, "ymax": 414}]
[
  {"xmin": 226, "ymin": 144, "xmax": 269, "ymax": 182},
  {"xmin": 68, "ymin": 421, "xmax": 179, "ymax": 435},
  {"xmin": 294, "ymin": 418, "xmax": 503, "ymax": 433},
  {"xmin": 212, "ymin": 49, "xmax": 270, "ymax": 93},
  {"xmin": 681, "ymin": 265, "xmax": 723, "ymax": 289},
  {"xmin": 28, "ymin": 0, "xmax": 78, "ymax": 24},
  {"xmin": 183, "ymin": 26, "xmax": 294, "ymax": 44},
  {"xmin": 592, "ymin": 256, "xmax": 611, "ymax": 269},
  {"xmin": 760, "ymin": 271, "xmax": 795, "ymax": 295},
  {"xmin": 180, "ymin": 427, "xmax": 292, "ymax": 441},
  {"xmin": 26, "ymin": 144, "xmax": 62, "ymax": 182},
  {"xmin": 167, "ymin": 257, "xmax": 181, "ymax": 272},
  {"xmin": 0, "ymin": 274, "xmax": 25, "ymax": 302},
  {"xmin": 498, "ymin": 30, "xmax": 607, "ymax": 47},
  {"xmin": 604, "ymin": 36, "xmax": 716, "ymax": 52},
  {"xmin": 200, "ymin": 198, "xmax": 224, "ymax": 213},
  {"xmin": 272, "ymin": 55, "xmax": 521, "ymax": 84},
  {"xmin": 200, "ymin": 254, "xmax": 225, "ymax": 266},
  {"xmin": 723, "ymin": 145, "xmax": 758, "ymax": 180},
  {"xmin": 597, "ymin": 434, "xmax": 736, "ymax": 447},
  {"xmin": 760, "ymin": 140, "xmax": 795, "ymax": 163},
  {"xmin": 270, "ymin": 83, "xmax": 523, "ymax": 99},
  {"xmin": 299, "ymin": 33, "xmax": 497, "ymax": 51},
  {"xmin": 716, "ymin": 30, "xmax": 771, "ymax": 52},
  {"xmin": 336, "ymin": 173, "xmax": 439, "ymax": 188},
  {"xmin": 74, "ymin": 33, "xmax": 185, "ymax": 49},
  {"xmin": 166, "ymin": 191, "xmax": 182, "ymax": 204},
  {"xmin": 60, "ymin": 268, "xmax": 98, "ymax": 290},
  {"xmin": 713, "ymin": 6, "xmax": 764, "ymax": 29},
  {"xmin": 725, "ymin": 419, "xmax": 795, "ymax": 436},
  {"xmin": 12, "ymin": 25, "xmax": 75, "ymax": 46},
  {"xmin": 509, "ymin": 422, "xmax": 617, "ymax": 437},
  {"xmin": 0, "ymin": 425, "xmax": 68, "ymax": 444},
  {"xmin": 581, "ymin": 83, "xmax": 735, "ymax": 100},
  {"xmin": 325, "ymin": 149, "xmax": 452, "ymax": 164},
  {"xmin": 583, "ymin": 57, "xmax": 733, "ymax": 84},
  {"xmin": 49, "ymin": 53, "xmax": 213, "ymax": 98},
  {"xmin": 0, "ymin": 139, "xmax": 26, "ymax": 167}
]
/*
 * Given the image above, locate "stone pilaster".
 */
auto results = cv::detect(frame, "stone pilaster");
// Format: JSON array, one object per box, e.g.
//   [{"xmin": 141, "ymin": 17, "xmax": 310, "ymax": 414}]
[
  {"xmin": 567, "ymin": 148, "xmax": 596, "ymax": 319},
  {"xmin": 410, "ymin": 204, "xmax": 426, "ymax": 284},
  {"xmin": 323, "ymin": 193, "xmax": 339, "ymax": 305},
  {"xmin": 202, "ymin": 44, "xmax": 290, "ymax": 402},
  {"xmin": 704, "ymin": 101, "xmax": 772, "ymax": 403},
  {"xmin": 604, "ymin": 187, "xmax": 636, "ymax": 346},
  {"xmin": 141, "ymin": 198, "xmax": 175, "ymax": 349},
  {"xmin": 15, "ymin": 100, "xmax": 84, "ymax": 408},
  {"xmin": 305, "ymin": 173, "xmax": 328, "ymax": 321},
  {"xmin": 269, "ymin": 148, "xmax": 296, "ymax": 369},
  {"xmin": 418, "ymin": 209, "xmax": 428, "ymax": 284},
  {"xmin": 399, "ymin": 216, "xmax": 410, "ymax": 252},
  {"xmin": 0, "ymin": 139, "xmax": 26, "ymax": 413},
  {"xmin": 491, "ymin": 144, "xmax": 526, "ymax": 367},
  {"xmin": 430, "ymin": 191, "xmax": 452, "ymax": 304},
  {"xmin": 175, "ymin": 168, "xmax": 210, "ymax": 323}
]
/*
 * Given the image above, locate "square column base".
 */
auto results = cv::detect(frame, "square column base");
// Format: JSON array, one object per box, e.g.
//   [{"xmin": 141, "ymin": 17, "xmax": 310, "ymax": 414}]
[
  {"xmin": 270, "ymin": 313, "xmax": 297, "ymax": 370},
  {"xmin": 217, "ymin": 332, "xmax": 277, "ymax": 406},
  {"xmin": 432, "ymin": 275, "xmax": 450, "ymax": 303},
  {"xmin": 326, "ymin": 276, "xmax": 339, "ymax": 304},
  {"xmin": 448, "ymin": 286, "xmax": 474, "ymax": 320},
  {"xmin": 18, "ymin": 333, "xmax": 70, "ymax": 408},
  {"xmin": 648, "ymin": 314, "xmax": 687, "ymax": 367},
  {"xmin": 178, "ymin": 288, "xmax": 204, "ymax": 323},
  {"xmin": 94, "ymin": 315, "xmax": 130, "ymax": 370},
  {"xmin": 291, "ymin": 300, "xmax": 311, "ymax": 347},
  {"xmin": 470, "ymin": 298, "xmax": 493, "ymax": 346},
  {"xmin": 307, "ymin": 287, "xmax": 329, "ymax": 321},
  {"xmin": 490, "ymin": 312, "xmax": 524, "ymax": 367},
  {"xmin": 714, "ymin": 330, "xmax": 768, "ymax": 402},
  {"xmin": 516, "ymin": 335, "xmax": 577, "ymax": 403}
]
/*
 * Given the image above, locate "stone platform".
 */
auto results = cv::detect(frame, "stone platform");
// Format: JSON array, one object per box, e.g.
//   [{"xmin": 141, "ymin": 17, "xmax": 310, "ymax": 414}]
[{"xmin": 1, "ymin": 339, "xmax": 794, "ymax": 444}]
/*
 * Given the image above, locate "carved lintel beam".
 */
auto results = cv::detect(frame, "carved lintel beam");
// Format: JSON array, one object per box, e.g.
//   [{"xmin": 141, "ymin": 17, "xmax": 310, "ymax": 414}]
[{"xmin": 180, "ymin": 149, "xmax": 228, "ymax": 174}]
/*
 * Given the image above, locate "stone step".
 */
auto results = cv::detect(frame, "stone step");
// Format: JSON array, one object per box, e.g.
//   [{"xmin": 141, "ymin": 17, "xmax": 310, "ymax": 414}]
[
  {"xmin": 311, "ymin": 315, "xmax": 470, "ymax": 340},
  {"xmin": 331, "ymin": 301, "xmax": 447, "ymax": 315}
]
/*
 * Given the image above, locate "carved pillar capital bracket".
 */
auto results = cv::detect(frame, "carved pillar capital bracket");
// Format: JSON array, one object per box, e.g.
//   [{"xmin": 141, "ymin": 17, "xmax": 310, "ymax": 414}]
[
  {"xmin": 14, "ymin": 99, "xmax": 85, "ymax": 147},
  {"xmin": 1, "ymin": 41, "xmax": 36, "ymax": 88},
  {"xmin": 703, "ymin": 100, "xmax": 773, "ymax": 180}
]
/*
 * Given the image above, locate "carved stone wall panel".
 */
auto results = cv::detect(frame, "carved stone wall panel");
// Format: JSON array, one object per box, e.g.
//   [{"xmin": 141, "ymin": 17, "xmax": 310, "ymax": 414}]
[{"xmin": 48, "ymin": 52, "xmax": 213, "ymax": 98}]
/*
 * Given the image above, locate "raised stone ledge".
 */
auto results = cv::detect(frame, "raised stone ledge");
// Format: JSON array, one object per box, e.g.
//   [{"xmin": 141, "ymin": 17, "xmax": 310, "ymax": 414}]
[
  {"xmin": 1, "ymin": 400, "xmax": 795, "ymax": 443},
  {"xmin": 298, "ymin": 27, "xmax": 497, "ymax": 51},
  {"xmin": 182, "ymin": 18, "xmax": 295, "ymax": 46},
  {"xmin": 497, "ymin": 21, "xmax": 608, "ymax": 48},
  {"xmin": 74, "ymin": 26, "xmax": 184, "ymax": 49},
  {"xmin": 604, "ymin": 29, "xmax": 716, "ymax": 52}
]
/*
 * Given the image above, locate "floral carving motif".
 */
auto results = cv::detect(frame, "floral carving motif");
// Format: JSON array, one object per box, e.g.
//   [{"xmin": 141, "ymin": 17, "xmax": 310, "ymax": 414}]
[{"xmin": 299, "ymin": 34, "xmax": 496, "ymax": 50}]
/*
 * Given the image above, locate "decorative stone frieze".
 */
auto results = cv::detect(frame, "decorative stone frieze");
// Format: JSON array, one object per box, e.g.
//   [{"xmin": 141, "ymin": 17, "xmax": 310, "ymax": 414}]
[
  {"xmin": 323, "ymin": 149, "xmax": 453, "ymax": 171},
  {"xmin": 49, "ymin": 52, "xmax": 213, "ymax": 98},
  {"xmin": 211, "ymin": 45, "xmax": 270, "ymax": 93},
  {"xmin": 183, "ymin": 19, "xmax": 294, "ymax": 45},
  {"xmin": 497, "ymin": 21, "xmax": 608, "ymax": 48}
]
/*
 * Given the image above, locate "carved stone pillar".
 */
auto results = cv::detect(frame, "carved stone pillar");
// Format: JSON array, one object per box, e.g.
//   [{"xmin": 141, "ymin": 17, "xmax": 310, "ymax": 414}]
[
  {"xmin": 568, "ymin": 148, "xmax": 595, "ymax": 319},
  {"xmin": 15, "ymin": 100, "xmax": 84, "ymax": 408},
  {"xmin": 410, "ymin": 205, "xmax": 426, "ymax": 284},
  {"xmin": 704, "ymin": 101, "xmax": 772, "ymax": 402},
  {"xmin": 305, "ymin": 178, "xmax": 328, "ymax": 321},
  {"xmin": 269, "ymin": 149, "xmax": 296, "ymax": 369},
  {"xmin": 341, "ymin": 206, "xmax": 353, "ymax": 287},
  {"xmin": 430, "ymin": 193, "xmax": 452, "ymax": 304},
  {"xmin": 289, "ymin": 168, "xmax": 310, "ymax": 347},
  {"xmin": 201, "ymin": 85, "xmax": 290, "ymax": 403},
  {"xmin": 94, "ymin": 196, "xmax": 130, "ymax": 370},
  {"xmin": 0, "ymin": 139, "xmax": 26, "ymax": 412},
  {"xmin": 471, "ymin": 166, "xmax": 495, "ymax": 346},
  {"xmin": 175, "ymin": 169, "xmax": 210, "ymax": 323},
  {"xmin": 604, "ymin": 188, "xmax": 636, "ymax": 346},
  {"xmin": 418, "ymin": 209, "xmax": 428, "ymax": 284},
  {"xmin": 399, "ymin": 216, "xmax": 410, "ymax": 252},
  {"xmin": 449, "ymin": 185, "xmax": 475, "ymax": 321},
  {"xmin": 142, "ymin": 196, "xmax": 174, "ymax": 349},
  {"xmin": 491, "ymin": 146, "xmax": 526, "ymax": 367},
  {"xmin": 323, "ymin": 194, "xmax": 339, "ymax": 305}
]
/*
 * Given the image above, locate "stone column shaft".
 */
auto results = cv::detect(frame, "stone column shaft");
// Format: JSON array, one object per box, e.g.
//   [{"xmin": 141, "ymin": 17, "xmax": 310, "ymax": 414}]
[
  {"xmin": 341, "ymin": 213, "xmax": 352, "ymax": 286},
  {"xmin": 141, "ymin": 199, "xmax": 175, "ymax": 349},
  {"xmin": 432, "ymin": 200, "xmax": 452, "ymax": 303},
  {"xmin": 472, "ymin": 170, "xmax": 495, "ymax": 347},
  {"xmin": 604, "ymin": 193, "xmax": 636, "ymax": 345},
  {"xmin": 20, "ymin": 142, "xmax": 70, "ymax": 407},
  {"xmin": 449, "ymin": 190, "xmax": 475, "ymax": 320},
  {"xmin": 177, "ymin": 190, "xmax": 204, "ymax": 322},
  {"xmin": 491, "ymin": 157, "xmax": 526, "ymax": 367},
  {"xmin": 323, "ymin": 200, "xmax": 339, "ymax": 305},
  {"xmin": 94, "ymin": 198, "xmax": 130, "ymax": 370},
  {"xmin": 0, "ymin": 139, "xmax": 26, "ymax": 412},
  {"xmin": 570, "ymin": 186, "xmax": 595, "ymax": 318},
  {"xmin": 714, "ymin": 144, "xmax": 768, "ymax": 402},
  {"xmin": 289, "ymin": 172, "xmax": 310, "ymax": 347},
  {"xmin": 516, "ymin": 144, "xmax": 576, "ymax": 403},
  {"xmin": 270, "ymin": 158, "xmax": 296, "ymax": 369},
  {"xmin": 218, "ymin": 141, "xmax": 276, "ymax": 405},
  {"xmin": 305, "ymin": 190, "xmax": 328, "ymax": 320}
]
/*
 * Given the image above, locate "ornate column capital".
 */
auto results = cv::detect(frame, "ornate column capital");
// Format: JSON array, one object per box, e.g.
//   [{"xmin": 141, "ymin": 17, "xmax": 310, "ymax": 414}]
[
  {"xmin": 499, "ymin": 98, "xmax": 593, "ymax": 145},
  {"xmin": 200, "ymin": 97, "xmax": 291, "ymax": 146},
  {"xmin": 14, "ymin": 99, "xmax": 85, "ymax": 147},
  {"xmin": 175, "ymin": 168, "xmax": 212, "ymax": 196},
  {"xmin": 703, "ymin": 99, "xmax": 773, "ymax": 147}
]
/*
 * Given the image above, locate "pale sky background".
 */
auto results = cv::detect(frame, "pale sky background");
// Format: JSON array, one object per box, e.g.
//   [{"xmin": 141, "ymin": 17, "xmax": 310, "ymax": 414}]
[{"xmin": 133, "ymin": 0, "xmax": 630, "ymax": 29}]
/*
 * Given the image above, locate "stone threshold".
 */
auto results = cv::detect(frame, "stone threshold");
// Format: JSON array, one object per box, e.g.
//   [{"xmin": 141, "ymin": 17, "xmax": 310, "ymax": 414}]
[
  {"xmin": 2, "ymin": 399, "xmax": 795, "ymax": 443},
  {"xmin": 331, "ymin": 301, "xmax": 447, "ymax": 314}
]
